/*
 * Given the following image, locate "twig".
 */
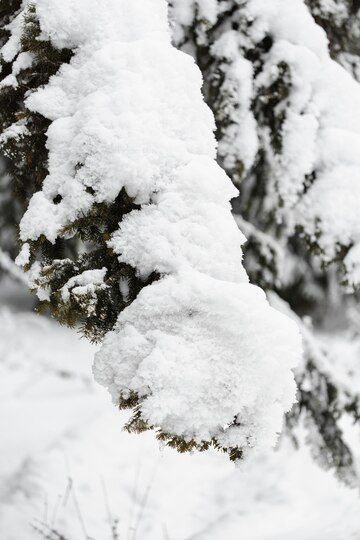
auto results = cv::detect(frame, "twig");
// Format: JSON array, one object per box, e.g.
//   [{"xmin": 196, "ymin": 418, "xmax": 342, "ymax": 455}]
[
  {"xmin": 131, "ymin": 458, "xmax": 160, "ymax": 540},
  {"xmin": 62, "ymin": 452, "xmax": 93, "ymax": 540},
  {"xmin": 101, "ymin": 476, "xmax": 121, "ymax": 540},
  {"xmin": 127, "ymin": 462, "xmax": 141, "ymax": 540}
]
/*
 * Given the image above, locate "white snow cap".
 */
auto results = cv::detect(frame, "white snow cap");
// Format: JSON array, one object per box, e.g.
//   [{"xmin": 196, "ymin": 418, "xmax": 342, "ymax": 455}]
[{"xmin": 17, "ymin": 0, "xmax": 301, "ymax": 456}]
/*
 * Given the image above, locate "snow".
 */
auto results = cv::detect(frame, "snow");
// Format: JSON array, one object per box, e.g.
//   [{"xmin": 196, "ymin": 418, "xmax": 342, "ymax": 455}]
[
  {"xmin": 0, "ymin": 9, "xmax": 25, "ymax": 63},
  {"xmin": 257, "ymin": 38, "xmax": 360, "ymax": 274},
  {"xmin": 170, "ymin": 0, "xmax": 360, "ymax": 288},
  {"xmin": 311, "ymin": 0, "xmax": 349, "ymax": 22},
  {"xmin": 108, "ymin": 158, "xmax": 248, "ymax": 282},
  {"xmin": 0, "ymin": 248, "xmax": 27, "ymax": 284},
  {"xmin": 1, "ymin": 297, "xmax": 359, "ymax": 540},
  {"xmin": 95, "ymin": 270, "xmax": 298, "ymax": 451},
  {"xmin": 15, "ymin": 243, "xmax": 30, "ymax": 268},
  {"xmin": 1, "ymin": 2, "xmax": 359, "ymax": 535},
  {"xmin": 0, "ymin": 123, "xmax": 29, "ymax": 145},
  {"xmin": 247, "ymin": 0, "xmax": 329, "ymax": 58},
  {"xmin": 250, "ymin": 4, "xmax": 360, "ymax": 283},
  {"xmin": 19, "ymin": 0, "xmax": 217, "ymax": 243},
  {"xmin": 0, "ymin": 52, "xmax": 34, "ymax": 89},
  {"xmin": 211, "ymin": 33, "xmax": 259, "ymax": 179},
  {"xmin": 60, "ymin": 268, "xmax": 108, "ymax": 303},
  {"xmin": 10, "ymin": 0, "xmax": 302, "ymax": 455}
]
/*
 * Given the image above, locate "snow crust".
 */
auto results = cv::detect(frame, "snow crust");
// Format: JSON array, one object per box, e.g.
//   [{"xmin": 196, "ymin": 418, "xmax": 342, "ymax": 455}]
[{"xmin": 12, "ymin": 0, "xmax": 301, "ymax": 455}]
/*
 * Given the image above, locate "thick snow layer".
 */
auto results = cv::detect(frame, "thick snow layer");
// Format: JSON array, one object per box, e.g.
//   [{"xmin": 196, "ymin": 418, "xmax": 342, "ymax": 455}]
[
  {"xmin": 108, "ymin": 157, "xmax": 247, "ymax": 282},
  {"xmin": 19, "ymin": 0, "xmax": 217, "ymax": 243},
  {"xmin": 0, "ymin": 303, "xmax": 359, "ymax": 540},
  {"xmin": 94, "ymin": 271, "xmax": 298, "ymax": 450},
  {"xmin": 171, "ymin": 0, "xmax": 360, "ymax": 288},
  {"xmin": 9, "ymin": 0, "xmax": 302, "ymax": 455}
]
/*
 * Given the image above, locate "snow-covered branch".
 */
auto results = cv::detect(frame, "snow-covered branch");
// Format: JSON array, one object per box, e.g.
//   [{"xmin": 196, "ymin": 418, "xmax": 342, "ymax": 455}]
[{"xmin": 5, "ymin": 0, "xmax": 302, "ymax": 459}]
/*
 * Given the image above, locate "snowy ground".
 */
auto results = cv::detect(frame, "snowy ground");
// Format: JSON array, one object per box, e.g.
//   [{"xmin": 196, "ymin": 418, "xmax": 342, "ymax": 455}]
[{"xmin": 1, "ymin": 281, "xmax": 360, "ymax": 540}]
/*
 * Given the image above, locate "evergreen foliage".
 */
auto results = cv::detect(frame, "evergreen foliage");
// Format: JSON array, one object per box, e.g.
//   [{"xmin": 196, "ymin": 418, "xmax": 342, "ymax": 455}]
[
  {"xmin": 0, "ymin": 0, "xmax": 22, "ymax": 271},
  {"xmin": 307, "ymin": 0, "xmax": 360, "ymax": 78},
  {"xmin": 1, "ymin": 0, "xmax": 358, "ymax": 475},
  {"xmin": 4, "ymin": 0, "xmax": 301, "ymax": 462},
  {"xmin": 286, "ymin": 315, "xmax": 360, "ymax": 484},
  {"xmin": 170, "ymin": 0, "xmax": 360, "ymax": 484},
  {"xmin": 32, "ymin": 188, "xmax": 153, "ymax": 342},
  {"xmin": 0, "ymin": 2, "xmax": 72, "ymax": 273},
  {"xmin": 0, "ymin": 3, "xmax": 154, "ymax": 339},
  {"xmin": 170, "ymin": 0, "xmax": 360, "ymax": 293}
]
